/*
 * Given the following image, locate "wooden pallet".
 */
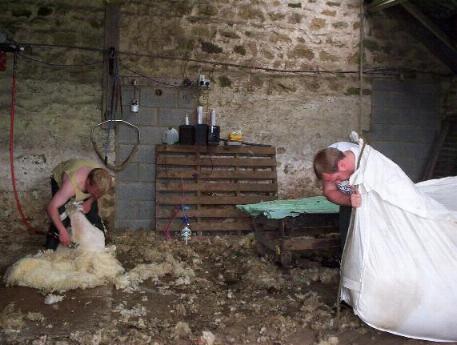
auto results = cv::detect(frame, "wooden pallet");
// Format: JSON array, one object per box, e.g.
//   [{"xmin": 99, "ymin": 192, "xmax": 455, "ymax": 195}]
[{"xmin": 155, "ymin": 144, "xmax": 278, "ymax": 234}]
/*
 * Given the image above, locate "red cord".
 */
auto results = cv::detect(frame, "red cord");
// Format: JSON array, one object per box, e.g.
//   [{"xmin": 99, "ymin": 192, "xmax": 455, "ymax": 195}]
[
  {"xmin": 9, "ymin": 53, "xmax": 42, "ymax": 235},
  {"xmin": 162, "ymin": 206, "xmax": 179, "ymax": 240}
]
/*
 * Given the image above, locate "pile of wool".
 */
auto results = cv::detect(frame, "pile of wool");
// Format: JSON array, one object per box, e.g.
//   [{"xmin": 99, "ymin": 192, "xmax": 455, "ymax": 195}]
[
  {"xmin": 4, "ymin": 206, "xmax": 124, "ymax": 292},
  {"xmin": 115, "ymin": 253, "xmax": 195, "ymax": 291},
  {"xmin": 242, "ymin": 258, "xmax": 285, "ymax": 291}
]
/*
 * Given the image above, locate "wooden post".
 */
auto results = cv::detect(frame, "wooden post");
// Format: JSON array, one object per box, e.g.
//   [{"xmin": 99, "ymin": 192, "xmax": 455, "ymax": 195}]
[{"xmin": 102, "ymin": 4, "xmax": 120, "ymax": 120}]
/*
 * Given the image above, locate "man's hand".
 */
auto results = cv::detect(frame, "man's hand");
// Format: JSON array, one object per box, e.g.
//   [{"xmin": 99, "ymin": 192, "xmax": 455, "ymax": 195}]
[
  {"xmin": 59, "ymin": 228, "xmax": 71, "ymax": 246},
  {"xmin": 351, "ymin": 189, "xmax": 361, "ymax": 208}
]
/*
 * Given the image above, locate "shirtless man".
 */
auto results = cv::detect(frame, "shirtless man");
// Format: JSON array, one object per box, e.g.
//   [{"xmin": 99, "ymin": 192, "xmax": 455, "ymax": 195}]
[
  {"xmin": 46, "ymin": 159, "xmax": 112, "ymax": 250},
  {"xmin": 313, "ymin": 142, "xmax": 362, "ymax": 245},
  {"xmin": 313, "ymin": 142, "xmax": 362, "ymax": 207}
]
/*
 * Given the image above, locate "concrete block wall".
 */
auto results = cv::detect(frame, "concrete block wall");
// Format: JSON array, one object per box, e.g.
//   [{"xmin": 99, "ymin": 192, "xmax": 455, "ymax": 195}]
[
  {"xmin": 367, "ymin": 79, "xmax": 441, "ymax": 182},
  {"xmin": 115, "ymin": 81, "xmax": 198, "ymax": 230}
]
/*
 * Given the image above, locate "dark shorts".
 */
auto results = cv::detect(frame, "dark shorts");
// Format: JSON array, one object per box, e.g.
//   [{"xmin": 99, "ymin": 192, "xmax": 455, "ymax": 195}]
[
  {"xmin": 339, "ymin": 205, "xmax": 352, "ymax": 248},
  {"xmin": 45, "ymin": 177, "xmax": 105, "ymax": 250}
]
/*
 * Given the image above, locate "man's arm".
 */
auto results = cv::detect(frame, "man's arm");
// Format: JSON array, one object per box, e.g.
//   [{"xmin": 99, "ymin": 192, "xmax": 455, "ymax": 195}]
[
  {"xmin": 322, "ymin": 182, "xmax": 352, "ymax": 206},
  {"xmin": 81, "ymin": 196, "xmax": 96, "ymax": 214},
  {"xmin": 47, "ymin": 179, "xmax": 75, "ymax": 246}
]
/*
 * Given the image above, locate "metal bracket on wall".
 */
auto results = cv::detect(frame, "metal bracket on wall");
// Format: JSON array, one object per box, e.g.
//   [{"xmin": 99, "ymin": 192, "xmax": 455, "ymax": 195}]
[{"xmin": 90, "ymin": 119, "xmax": 140, "ymax": 172}]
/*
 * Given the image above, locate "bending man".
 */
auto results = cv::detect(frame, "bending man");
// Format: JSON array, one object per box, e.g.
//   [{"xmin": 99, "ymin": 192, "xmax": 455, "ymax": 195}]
[
  {"xmin": 46, "ymin": 159, "xmax": 112, "ymax": 250},
  {"xmin": 313, "ymin": 142, "xmax": 361, "ymax": 245}
]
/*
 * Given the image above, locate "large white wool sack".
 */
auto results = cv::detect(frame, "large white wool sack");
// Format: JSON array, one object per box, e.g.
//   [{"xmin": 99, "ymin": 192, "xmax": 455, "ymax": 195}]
[
  {"xmin": 4, "ymin": 208, "xmax": 124, "ymax": 292},
  {"xmin": 341, "ymin": 145, "xmax": 457, "ymax": 342}
]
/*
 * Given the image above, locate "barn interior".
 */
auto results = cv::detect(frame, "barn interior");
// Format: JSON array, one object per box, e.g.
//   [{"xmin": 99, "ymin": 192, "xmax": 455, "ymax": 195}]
[{"xmin": 1, "ymin": 0, "xmax": 457, "ymax": 344}]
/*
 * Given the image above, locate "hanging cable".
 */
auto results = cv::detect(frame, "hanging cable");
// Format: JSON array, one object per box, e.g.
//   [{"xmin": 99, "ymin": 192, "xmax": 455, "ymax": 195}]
[
  {"xmin": 18, "ymin": 53, "xmax": 103, "ymax": 68},
  {"xmin": 91, "ymin": 49, "xmax": 139, "ymax": 171},
  {"xmin": 17, "ymin": 41, "xmax": 451, "ymax": 77},
  {"xmin": 358, "ymin": 0, "xmax": 365, "ymax": 135},
  {"xmin": 103, "ymin": 48, "xmax": 118, "ymax": 165},
  {"xmin": 119, "ymin": 61, "xmax": 186, "ymax": 88},
  {"xmin": 8, "ymin": 52, "xmax": 43, "ymax": 235}
]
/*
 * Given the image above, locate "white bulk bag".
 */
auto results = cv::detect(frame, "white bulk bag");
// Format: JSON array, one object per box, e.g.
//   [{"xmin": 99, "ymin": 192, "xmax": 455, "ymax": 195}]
[{"xmin": 341, "ymin": 145, "xmax": 457, "ymax": 342}]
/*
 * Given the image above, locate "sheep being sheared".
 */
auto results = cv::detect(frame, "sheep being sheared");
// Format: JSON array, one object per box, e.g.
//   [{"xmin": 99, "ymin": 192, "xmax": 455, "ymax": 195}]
[
  {"xmin": 59, "ymin": 201, "xmax": 105, "ymax": 252},
  {"xmin": 4, "ymin": 201, "xmax": 124, "ymax": 292}
]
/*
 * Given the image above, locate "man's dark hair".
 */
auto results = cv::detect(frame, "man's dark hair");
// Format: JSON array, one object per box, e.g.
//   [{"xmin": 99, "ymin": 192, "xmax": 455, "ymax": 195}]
[{"xmin": 313, "ymin": 148, "xmax": 345, "ymax": 179}]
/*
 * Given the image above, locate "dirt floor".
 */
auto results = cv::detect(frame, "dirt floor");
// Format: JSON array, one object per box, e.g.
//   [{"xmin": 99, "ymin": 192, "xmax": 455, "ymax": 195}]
[{"xmin": 0, "ymin": 225, "xmax": 455, "ymax": 345}]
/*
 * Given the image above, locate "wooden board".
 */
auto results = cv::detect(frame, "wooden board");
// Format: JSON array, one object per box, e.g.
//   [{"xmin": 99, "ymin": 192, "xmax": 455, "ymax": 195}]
[{"xmin": 155, "ymin": 144, "xmax": 278, "ymax": 234}]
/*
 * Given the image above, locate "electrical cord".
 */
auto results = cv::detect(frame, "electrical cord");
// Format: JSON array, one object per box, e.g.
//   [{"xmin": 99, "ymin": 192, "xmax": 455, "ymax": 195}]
[
  {"xmin": 20, "ymin": 42, "xmax": 103, "ymax": 53},
  {"xmin": 17, "ymin": 42, "xmax": 451, "ymax": 77},
  {"xmin": 8, "ymin": 52, "xmax": 44, "ymax": 235},
  {"xmin": 120, "ymin": 61, "xmax": 189, "ymax": 88},
  {"xmin": 18, "ymin": 52, "xmax": 103, "ymax": 67}
]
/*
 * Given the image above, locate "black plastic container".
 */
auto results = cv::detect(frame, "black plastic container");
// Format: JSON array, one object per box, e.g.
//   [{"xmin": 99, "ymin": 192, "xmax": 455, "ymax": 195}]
[
  {"xmin": 179, "ymin": 125, "xmax": 195, "ymax": 145},
  {"xmin": 195, "ymin": 124, "xmax": 208, "ymax": 145}
]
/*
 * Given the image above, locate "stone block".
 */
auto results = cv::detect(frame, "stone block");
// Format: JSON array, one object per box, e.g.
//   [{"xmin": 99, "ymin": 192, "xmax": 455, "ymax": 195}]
[
  {"xmin": 116, "ymin": 182, "xmax": 154, "ymax": 201},
  {"xmin": 115, "ymin": 219, "xmax": 154, "ymax": 231},
  {"xmin": 137, "ymin": 108, "xmax": 158, "ymax": 126},
  {"xmin": 373, "ymin": 79, "xmax": 409, "ymax": 93},
  {"xmin": 116, "ymin": 162, "xmax": 138, "ymax": 182},
  {"xmin": 122, "ymin": 111, "xmax": 140, "ymax": 126},
  {"xmin": 115, "ymin": 199, "xmax": 138, "ymax": 220},
  {"xmin": 369, "ymin": 124, "xmax": 436, "ymax": 144},
  {"xmin": 118, "ymin": 124, "xmax": 140, "ymax": 144},
  {"xmin": 142, "ymin": 87, "xmax": 178, "ymax": 108},
  {"xmin": 158, "ymin": 108, "xmax": 189, "ymax": 127},
  {"xmin": 116, "ymin": 181, "xmax": 155, "ymax": 202},
  {"xmin": 136, "ymin": 145, "xmax": 156, "ymax": 164},
  {"xmin": 136, "ymin": 182, "xmax": 155, "ymax": 201},
  {"xmin": 140, "ymin": 127, "xmax": 164, "ymax": 145},
  {"xmin": 178, "ymin": 89, "xmax": 198, "ymax": 108},
  {"xmin": 116, "ymin": 182, "xmax": 138, "ymax": 201},
  {"xmin": 136, "ymin": 200, "xmax": 156, "ymax": 219},
  {"xmin": 139, "ymin": 163, "xmax": 155, "ymax": 182},
  {"xmin": 117, "ymin": 144, "xmax": 138, "ymax": 163}
]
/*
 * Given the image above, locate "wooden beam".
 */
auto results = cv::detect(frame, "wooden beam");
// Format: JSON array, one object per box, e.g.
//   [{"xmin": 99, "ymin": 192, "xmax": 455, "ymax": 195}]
[
  {"xmin": 155, "ymin": 220, "xmax": 252, "ymax": 232},
  {"xmin": 157, "ymin": 181, "xmax": 278, "ymax": 192},
  {"xmin": 156, "ymin": 170, "xmax": 277, "ymax": 180},
  {"xmin": 157, "ymin": 156, "xmax": 276, "ymax": 167},
  {"xmin": 401, "ymin": 1, "xmax": 457, "ymax": 54},
  {"xmin": 156, "ymin": 195, "xmax": 276, "ymax": 205},
  {"xmin": 156, "ymin": 144, "xmax": 276, "ymax": 155},
  {"xmin": 102, "ymin": 4, "xmax": 120, "ymax": 120},
  {"xmin": 367, "ymin": 0, "xmax": 406, "ymax": 12},
  {"xmin": 156, "ymin": 208, "xmax": 249, "ymax": 218}
]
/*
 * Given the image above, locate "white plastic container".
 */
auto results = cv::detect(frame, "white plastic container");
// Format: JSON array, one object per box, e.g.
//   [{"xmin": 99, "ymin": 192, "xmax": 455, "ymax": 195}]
[{"xmin": 162, "ymin": 127, "xmax": 179, "ymax": 145}]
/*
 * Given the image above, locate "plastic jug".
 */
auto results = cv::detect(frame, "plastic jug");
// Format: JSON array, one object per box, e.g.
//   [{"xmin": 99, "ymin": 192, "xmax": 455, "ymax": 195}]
[{"xmin": 162, "ymin": 127, "xmax": 179, "ymax": 145}]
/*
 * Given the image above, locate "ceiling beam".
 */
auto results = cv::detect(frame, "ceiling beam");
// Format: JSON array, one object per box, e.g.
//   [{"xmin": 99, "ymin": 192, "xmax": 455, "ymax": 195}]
[
  {"xmin": 367, "ymin": 0, "xmax": 407, "ymax": 12},
  {"xmin": 400, "ymin": 1, "xmax": 457, "ymax": 54}
]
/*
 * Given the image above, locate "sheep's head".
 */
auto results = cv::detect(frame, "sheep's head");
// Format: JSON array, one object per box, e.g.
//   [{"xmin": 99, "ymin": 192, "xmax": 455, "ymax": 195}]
[{"xmin": 65, "ymin": 200, "xmax": 83, "ymax": 216}]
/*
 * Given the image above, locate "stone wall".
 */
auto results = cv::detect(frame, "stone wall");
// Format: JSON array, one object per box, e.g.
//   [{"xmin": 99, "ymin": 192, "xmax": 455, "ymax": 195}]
[
  {"xmin": 119, "ymin": 0, "xmax": 450, "ymax": 198},
  {"xmin": 0, "ymin": 0, "xmax": 452, "ymax": 232},
  {"xmin": 0, "ymin": 0, "xmax": 107, "ymax": 231}
]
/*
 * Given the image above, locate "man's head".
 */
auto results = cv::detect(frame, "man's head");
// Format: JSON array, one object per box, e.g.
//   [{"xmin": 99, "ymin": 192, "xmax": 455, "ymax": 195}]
[
  {"xmin": 85, "ymin": 168, "xmax": 112, "ymax": 199},
  {"xmin": 313, "ymin": 148, "xmax": 354, "ymax": 183}
]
